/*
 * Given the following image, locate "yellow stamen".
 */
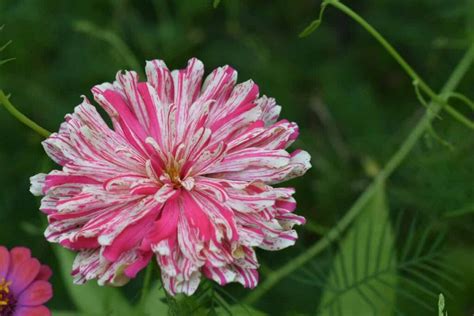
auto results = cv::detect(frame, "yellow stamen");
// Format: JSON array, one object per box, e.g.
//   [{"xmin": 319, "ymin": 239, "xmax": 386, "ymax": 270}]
[
  {"xmin": 165, "ymin": 159, "xmax": 183, "ymax": 188},
  {"xmin": 0, "ymin": 277, "xmax": 12, "ymax": 307}
]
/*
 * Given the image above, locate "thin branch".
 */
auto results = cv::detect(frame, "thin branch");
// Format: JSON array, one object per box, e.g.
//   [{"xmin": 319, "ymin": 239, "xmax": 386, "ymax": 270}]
[
  {"xmin": 244, "ymin": 35, "xmax": 474, "ymax": 307},
  {"xmin": 74, "ymin": 20, "xmax": 142, "ymax": 74},
  {"xmin": 0, "ymin": 90, "xmax": 51, "ymax": 138}
]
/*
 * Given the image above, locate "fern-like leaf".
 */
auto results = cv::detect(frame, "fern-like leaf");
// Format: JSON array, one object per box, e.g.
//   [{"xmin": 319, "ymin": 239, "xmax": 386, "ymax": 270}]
[
  {"xmin": 0, "ymin": 25, "xmax": 15, "ymax": 66},
  {"xmin": 291, "ymin": 184, "xmax": 452, "ymax": 315}
]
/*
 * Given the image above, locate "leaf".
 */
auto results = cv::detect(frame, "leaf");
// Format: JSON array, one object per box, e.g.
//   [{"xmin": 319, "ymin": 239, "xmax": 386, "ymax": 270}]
[
  {"xmin": 51, "ymin": 312, "xmax": 101, "ymax": 316},
  {"xmin": 53, "ymin": 246, "xmax": 133, "ymax": 316},
  {"xmin": 0, "ymin": 26, "xmax": 14, "ymax": 66},
  {"xmin": 438, "ymin": 293, "xmax": 447, "ymax": 316},
  {"xmin": 318, "ymin": 183, "xmax": 397, "ymax": 315},
  {"xmin": 51, "ymin": 312, "xmax": 81, "ymax": 316},
  {"xmin": 143, "ymin": 282, "xmax": 169, "ymax": 315},
  {"xmin": 216, "ymin": 305, "xmax": 267, "ymax": 316},
  {"xmin": 213, "ymin": 0, "xmax": 221, "ymax": 8},
  {"xmin": 467, "ymin": 0, "xmax": 474, "ymax": 40},
  {"xmin": 299, "ymin": 3, "xmax": 328, "ymax": 38}
]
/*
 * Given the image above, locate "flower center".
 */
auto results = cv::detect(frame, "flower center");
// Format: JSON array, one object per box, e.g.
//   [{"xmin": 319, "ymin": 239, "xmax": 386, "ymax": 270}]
[
  {"xmin": 159, "ymin": 159, "xmax": 194, "ymax": 191},
  {"xmin": 0, "ymin": 278, "xmax": 16, "ymax": 316},
  {"xmin": 165, "ymin": 161, "xmax": 182, "ymax": 188},
  {"xmin": 145, "ymin": 137, "xmax": 195, "ymax": 191}
]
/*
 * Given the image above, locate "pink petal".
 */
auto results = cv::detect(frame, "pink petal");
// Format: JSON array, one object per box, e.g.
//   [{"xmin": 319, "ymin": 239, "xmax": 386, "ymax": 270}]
[
  {"xmin": 0, "ymin": 246, "xmax": 10, "ymax": 278},
  {"xmin": 9, "ymin": 247, "xmax": 31, "ymax": 265},
  {"xmin": 234, "ymin": 266, "xmax": 259, "ymax": 288},
  {"xmin": 116, "ymin": 71, "xmax": 151, "ymax": 129},
  {"xmin": 256, "ymin": 95, "xmax": 281, "ymax": 126},
  {"xmin": 103, "ymin": 204, "xmax": 161, "ymax": 262},
  {"xmin": 171, "ymin": 58, "xmax": 204, "ymax": 141},
  {"xmin": 144, "ymin": 198, "xmax": 180, "ymax": 250},
  {"xmin": 145, "ymin": 59, "xmax": 174, "ymax": 105},
  {"xmin": 13, "ymin": 305, "xmax": 51, "ymax": 316},
  {"xmin": 198, "ymin": 65, "xmax": 237, "ymax": 105},
  {"xmin": 9, "ymin": 258, "xmax": 41, "ymax": 294},
  {"xmin": 36, "ymin": 265, "xmax": 52, "ymax": 281},
  {"xmin": 209, "ymin": 148, "xmax": 290, "ymax": 173},
  {"xmin": 161, "ymin": 270, "xmax": 201, "ymax": 296},
  {"xmin": 124, "ymin": 252, "xmax": 152, "ymax": 278},
  {"xmin": 202, "ymin": 265, "xmax": 236, "ymax": 286},
  {"xmin": 179, "ymin": 191, "xmax": 213, "ymax": 241},
  {"xmin": 17, "ymin": 280, "xmax": 53, "ymax": 306}
]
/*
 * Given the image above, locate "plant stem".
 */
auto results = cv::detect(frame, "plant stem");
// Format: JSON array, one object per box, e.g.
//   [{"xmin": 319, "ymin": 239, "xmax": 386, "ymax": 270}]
[
  {"xmin": 74, "ymin": 20, "xmax": 142, "ymax": 74},
  {"xmin": 138, "ymin": 263, "xmax": 154, "ymax": 313},
  {"xmin": 244, "ymin": 25, "xmax": 474, "ymax": 307},
  {"xmin": 325, "ymin": 0, "xmax": 474, "ymax": 130},
  {"xmin": 0, "ymin": 90, "xmax": 51, "ymax": 138}
]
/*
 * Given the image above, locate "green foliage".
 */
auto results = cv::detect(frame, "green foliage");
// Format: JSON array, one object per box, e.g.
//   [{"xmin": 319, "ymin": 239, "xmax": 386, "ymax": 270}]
[
  {"xmin": 292, "ymin": 184, "xmax": 453, "ymax": 315},
  {"xmin": 438, "ymin": 293, "xmax": 447, "ymax": 316},
  {"xmin": 0, "ymin": 25, "xmax": 15, "ymax": 66},
  {"xmin": 213, "ymin": 0, "xmax": 221, "ymax": 9},
  {"xmin": 318, "ymin": 184, "xmax": 397, "ymax": 315},
  {"xmin": 299, "ymin": 2, "xmax": 328, "ymax": 38},
  {"xmin": 0, "ymin": 0, "xmax": 473, "ymax": 315},
  {"xmin": 167, "ymin": 281, "xmax": 264, "ymax": 316},
  {"xmin": 53, "ymin": 246, "xmax": 134, "ymax": 315},
  {"xmin": 73, "ymin": 20, "xmax": 142, "ymax": 73},
  {"xmin": 143, "ymin": 282, "xmax": 169, "ymax": 315}
]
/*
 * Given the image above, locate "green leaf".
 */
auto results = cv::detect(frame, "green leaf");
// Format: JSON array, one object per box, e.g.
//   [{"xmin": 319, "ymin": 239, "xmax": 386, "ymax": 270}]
[
  {"xmin": 216, "ymin": 305, "xmax": 267, "ymax": 316},
  {"xmin": 51, "ymin": 312, "xmax": 81, "ymax": 316},
  {"xmin": 213, "ymin": 0, "xmax": 221, "ymax": 8},
  {"xmin": 438, "ymin": 293, "xmax": 447, "ymax": 316},
  {"xmin": 318, "ymin": 183, "xmax": 397, "ymax": 315},
  {"xmin": 53, "ymin": 246, "xmax": 133, "ymax": 316},
  {"xmin": 143, "ymin": 282, "xmax": 169, "ymax": 315},
  {"xmin": 299, "ymin": 3, "xmax": 328, "ymax": 38}
]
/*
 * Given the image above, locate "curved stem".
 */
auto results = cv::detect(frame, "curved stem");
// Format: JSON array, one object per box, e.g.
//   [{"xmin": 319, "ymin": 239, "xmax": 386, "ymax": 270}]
[
  {"xmin": 138, "ymin": 263, "xmax": 154, "ymax": 313},
  {"xmin": 327, "ymin": 0, "xmax": 474, "ymax": 129},
  {"xmin": 0, "ymin": 90, "xmax": 51, "ymax": 138},
  {"xmin": 444, "ymin": 92, "xmax": 474, "ymax": 110},
  {"xmin": 244, "ymin": 31, "xmax": 474, "ymax": 307},
  {"xmin": 74, "ymin": 20, "xmax": 142, "ymax": 74}
]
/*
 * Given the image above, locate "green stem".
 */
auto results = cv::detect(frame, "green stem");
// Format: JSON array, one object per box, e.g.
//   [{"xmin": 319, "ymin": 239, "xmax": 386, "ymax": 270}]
[
  {"xmin": 74, "ymin": 20, "xmax": 142, "ymax": 74},
  {"xmin": 0, "ymin": 90, "xmax": 51, "ymax": 138},
  {"xmin": 444, "ymin": 92, "xmax": 474, "ymax": 110},
  {"xmin": 325, "ymin": 0, "xmax": 474, "ymax": 130},
  {"xmin": 444, "ymin": 105, "xmax": 474, "ymax": 129},
  {"xmin": 138, "ymin": 263, "xmax": 154, "ymax": 313},
  {"xmin": 244, "ymin": 23, "xmax": 474, "ymax": 307}
]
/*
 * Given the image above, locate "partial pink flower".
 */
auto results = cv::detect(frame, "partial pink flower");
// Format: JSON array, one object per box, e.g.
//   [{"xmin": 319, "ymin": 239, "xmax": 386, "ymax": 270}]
[
  {"xmin": 0, "ymin": 246, "xmax": 53, "ymax": 316},
  {"xmin": 30, "ymin": 58, "xmax": 311, "ymax": 295}
]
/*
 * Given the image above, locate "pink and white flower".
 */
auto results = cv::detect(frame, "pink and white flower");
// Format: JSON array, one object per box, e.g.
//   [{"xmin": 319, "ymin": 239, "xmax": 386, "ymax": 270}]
[{"xmin": 30, "ymin": 58, "xmax": 311, "ymax": 295}]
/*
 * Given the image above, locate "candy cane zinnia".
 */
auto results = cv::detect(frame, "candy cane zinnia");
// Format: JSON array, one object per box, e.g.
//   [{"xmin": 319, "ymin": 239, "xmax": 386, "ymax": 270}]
[{"xmin": 30, "ymin": 58, "xmax": 311, "ymax": 295}]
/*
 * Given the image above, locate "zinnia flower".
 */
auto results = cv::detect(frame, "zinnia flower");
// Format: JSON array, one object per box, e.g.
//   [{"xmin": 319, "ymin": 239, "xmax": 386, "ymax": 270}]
[
  {"xmin": 30, "ymin": 58, "xmax": 311, "ymax": 295},
  {"xmin": 0, "ymin": 246, "xmax": 53, "ymax": 316}
]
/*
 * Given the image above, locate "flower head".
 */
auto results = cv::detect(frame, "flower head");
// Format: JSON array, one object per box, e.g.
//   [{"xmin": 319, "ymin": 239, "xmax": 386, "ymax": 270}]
[
  {"xmin": 0, "ymin": 247, "xmax": 53, "ymax": 316},
  {"xmin": 31, "ymin": 58, "xmax": 311, "ymax": 295}
]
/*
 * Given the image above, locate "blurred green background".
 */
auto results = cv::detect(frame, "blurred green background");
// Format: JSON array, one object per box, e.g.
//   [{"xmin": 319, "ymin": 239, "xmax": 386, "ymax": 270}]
[{"xmin": 1, "ymin": 0, "xmax": 473, "ymax": 315}]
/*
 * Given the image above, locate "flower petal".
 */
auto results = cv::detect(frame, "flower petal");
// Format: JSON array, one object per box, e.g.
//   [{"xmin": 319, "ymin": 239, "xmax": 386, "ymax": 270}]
[
  {"xmin": 13, "ymin": 305, "xmax": 51, "ymax": 316},
  {"xmin": 0, "ymin": 246, "xmax": 10, "ymax": 278},
  {"xmin": 36, "ymin": 265, "xmax": 52, "ymax": 281},
  {"xmin": 17, "ymin": 280, "xmax": 53, "ymax": 306},
  {"xmin": 9, "ymin": 258, "xmax": 40, "ymax": 294}
]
